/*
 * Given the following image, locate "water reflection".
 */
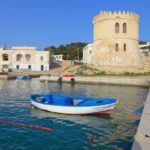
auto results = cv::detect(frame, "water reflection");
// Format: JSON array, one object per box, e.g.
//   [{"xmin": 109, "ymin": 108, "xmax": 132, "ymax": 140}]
[
  {"xmin": 0, "ymin": 79, "xmax": 148, "ymax": 150},
  {"xmin": 30, "ymin": 107, "xmax": 111, "ymax": 127}
]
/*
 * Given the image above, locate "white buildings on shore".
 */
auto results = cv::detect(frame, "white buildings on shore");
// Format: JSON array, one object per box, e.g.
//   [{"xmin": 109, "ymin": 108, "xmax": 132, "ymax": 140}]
[
  {"xmin": 83, "ymin": 44, "xmax": 93, "ymax": 64},
  {"xmin": 139, "ymin": 42, "xmax": 150, "ymax": 56},
  {"xmin": 0, "ymin": 46, "xmax": 50, "ymax": 71},
  {"xmin": 51, "ymin": 54, "xmax": 63, "ymax": 63}
]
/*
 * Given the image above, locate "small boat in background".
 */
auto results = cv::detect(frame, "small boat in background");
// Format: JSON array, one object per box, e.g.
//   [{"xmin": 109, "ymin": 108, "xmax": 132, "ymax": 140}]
[
  {"xmin": 30, "ymin": 93, "xmax": 118, "ymax": 115},
  {"xmin": 63, "ymin": 74, "xmax": 75, "ymax": 78},
  {"xmin": 16, "ymin": 75, "xmax": 31, "ymax": 80}
]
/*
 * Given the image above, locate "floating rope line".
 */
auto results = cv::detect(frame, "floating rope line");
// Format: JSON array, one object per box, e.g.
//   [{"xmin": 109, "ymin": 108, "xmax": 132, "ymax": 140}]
[{"xmin": 0, "ymin": 119, "xmax": 53, "ymax": 132}]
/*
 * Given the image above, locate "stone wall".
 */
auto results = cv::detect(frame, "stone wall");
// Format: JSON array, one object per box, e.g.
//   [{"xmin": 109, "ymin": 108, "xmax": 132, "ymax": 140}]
[
  {"xmin": 141, "ymin": 56, "xmax": 150, "ymax": 66},
  {"xmin": 92, "ymin": 11, "xmax": 140, "ymax": 66}
]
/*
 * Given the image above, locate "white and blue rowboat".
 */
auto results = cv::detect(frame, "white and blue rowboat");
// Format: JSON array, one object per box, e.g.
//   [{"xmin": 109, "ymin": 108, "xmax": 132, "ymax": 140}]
[{"xmin": 30, "ymin": 94, "xmax": 118, "ymax": 115}]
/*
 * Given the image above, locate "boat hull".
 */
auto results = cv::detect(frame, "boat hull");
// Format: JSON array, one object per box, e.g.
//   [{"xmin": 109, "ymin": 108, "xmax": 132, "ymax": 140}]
[{"xmin": 31, "ymin": 100, "xmax": 116, "ymax": 115}]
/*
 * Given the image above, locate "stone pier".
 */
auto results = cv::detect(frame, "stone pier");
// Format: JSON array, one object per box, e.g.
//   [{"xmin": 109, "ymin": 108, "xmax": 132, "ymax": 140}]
[
  {"xmin": 132, "ymin": 88, "xmax": 150, "ymax": 150},
  {"xmin": 40, "ymin": 76, "xmax": 150, "ymax": 87}
]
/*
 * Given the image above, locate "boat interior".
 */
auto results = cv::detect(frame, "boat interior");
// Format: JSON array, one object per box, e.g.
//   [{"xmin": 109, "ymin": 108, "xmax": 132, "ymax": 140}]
[{"xmin": 31, "ymin": 94, "xmax": 116, "ymax": 106}]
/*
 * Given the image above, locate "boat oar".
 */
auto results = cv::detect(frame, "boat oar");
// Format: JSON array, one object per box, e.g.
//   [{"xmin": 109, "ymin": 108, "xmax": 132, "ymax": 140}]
[{"xmin": 0, "ymin": 119, "xmax": 53, "ymax": 132}]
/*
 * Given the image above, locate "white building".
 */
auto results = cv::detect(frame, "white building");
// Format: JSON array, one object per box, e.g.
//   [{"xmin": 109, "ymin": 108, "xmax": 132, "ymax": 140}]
[
  {"xmin": 51, "ymin": 55, "xmax": 63, "ymax": 63},
  {"xmin": 139, "ymin": 42, "xmax": 150, "ymax": 56},
  {"xmin": 0, "ymin": 46, "xmax": 50, "ymax": 71},
  {"xmin": 83, "ymin": 44, "xmax": 93, "ymax": 64}
]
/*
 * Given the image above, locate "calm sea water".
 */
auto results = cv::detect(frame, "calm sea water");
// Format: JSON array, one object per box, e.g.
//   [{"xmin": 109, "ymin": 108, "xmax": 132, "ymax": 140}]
[{"xmin": 0, "ymin": 79, "xmax": 148, "ymax": 150}]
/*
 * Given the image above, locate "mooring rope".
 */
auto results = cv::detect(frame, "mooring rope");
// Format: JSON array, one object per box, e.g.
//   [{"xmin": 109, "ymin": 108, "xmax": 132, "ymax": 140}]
[{"xmin": 0, "ymin": 119, "xmax": 53, "ymax": 132}]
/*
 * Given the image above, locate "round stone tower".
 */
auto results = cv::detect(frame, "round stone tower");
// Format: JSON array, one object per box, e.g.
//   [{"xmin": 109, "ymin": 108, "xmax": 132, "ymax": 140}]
[{"xmin": 92, "ymin": 11, "xmax": 141, "ymax": 66}]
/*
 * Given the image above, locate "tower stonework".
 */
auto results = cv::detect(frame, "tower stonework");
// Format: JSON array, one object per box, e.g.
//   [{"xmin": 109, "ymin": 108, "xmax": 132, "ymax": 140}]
[{"xmin": 91, "ymin": 11, "xmax": 141, "ymax": 66}]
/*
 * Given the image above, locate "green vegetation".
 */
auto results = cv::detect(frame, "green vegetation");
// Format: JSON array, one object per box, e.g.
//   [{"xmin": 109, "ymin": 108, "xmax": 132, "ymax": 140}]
[
  {"xmin": 94, "ymin": 71, "xmax": 107, "ymax": 76},
  {"xmin": 75, "ymin": 65, "xmax": 150, "ymax": 76},
  {"xmin": 76, "ymin": 65, "xmax": 108, "ymax": 76},
  {"xmin": 2, "ymin": 64, "xmax": 8, "ymax": 69},
  {"xmin": 44, "ymin": 42, "xmax": 87, "ymax": 60},
  {"xmin": 139, "ymin": 41, "xmax": 147, "ymax": 45},
  {"xmin": 76, "ymin": 65, "xmax": 99, "ymax": 75},
  {"xmin": 123, "ymin": 71, "xmax": 150, "ymax": 76}
]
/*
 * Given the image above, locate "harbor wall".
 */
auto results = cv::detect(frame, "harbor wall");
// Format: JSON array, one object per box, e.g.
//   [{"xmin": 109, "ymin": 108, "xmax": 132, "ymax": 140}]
[
  {"xmin": 132, "ymin": 88, "xmax": 150, "ymax": 150},
  {"xmin": 40, "ymin": 76, "xmax": 150, "ymax": 87}
]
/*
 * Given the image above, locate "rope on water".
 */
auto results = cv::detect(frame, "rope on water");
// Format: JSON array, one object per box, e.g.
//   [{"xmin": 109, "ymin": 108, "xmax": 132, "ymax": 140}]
[{"xmin": 0, "ymin": 119, "xmax": 53, "ymax": 132}]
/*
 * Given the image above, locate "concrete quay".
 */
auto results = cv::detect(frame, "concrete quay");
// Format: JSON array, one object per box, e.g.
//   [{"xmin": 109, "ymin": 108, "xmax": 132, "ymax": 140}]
[
  {"xmin": 0, "ymin": 75, "xmax": 16, "ymax": 80},
  {"xmin": 132, "ymin": 88, "xmax": 150, "ymax": 150},
  {"xmin": 0, "ymin": 71, "xmax": 50, "ymax": 80},
  {"xmin": 40, "ymin": 76, "xmax": 150, "ymax": 87}
]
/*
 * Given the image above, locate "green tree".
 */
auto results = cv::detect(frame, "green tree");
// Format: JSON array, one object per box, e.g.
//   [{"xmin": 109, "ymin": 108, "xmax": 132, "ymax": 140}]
[{"xmin": 44, "ymin": 42, "xmax": 87, "ymax": 60}]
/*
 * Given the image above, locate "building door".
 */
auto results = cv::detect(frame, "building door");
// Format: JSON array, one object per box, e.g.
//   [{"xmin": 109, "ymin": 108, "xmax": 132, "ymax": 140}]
[
  {"xmin": 28, "ymin": 65, "xmax": 31, "ymax": 70},
  {"xmin": 41, "ymin": 65, "xmax": 44, "ymax": 71},
  {"xmin": 16, "ymin": 65, "xmax": 19, "ymax": 70}
]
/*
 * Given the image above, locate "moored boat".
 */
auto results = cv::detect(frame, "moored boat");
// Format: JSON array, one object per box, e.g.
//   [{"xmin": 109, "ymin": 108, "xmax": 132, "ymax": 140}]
[
  {"xmin": 16, "ymin": 75, "xmax": 31, "ymax": 80},
  {"xmin": 30, "ymin": 94, "xmax": 118, "ymax": 115}
]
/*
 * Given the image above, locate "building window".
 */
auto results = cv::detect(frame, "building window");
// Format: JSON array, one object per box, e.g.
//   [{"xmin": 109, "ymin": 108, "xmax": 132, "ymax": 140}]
[
  {"xmin": 115, "ymin": 23, "xmax": 120, "ymax": 33},
  {"xmin": 40, "ymin": 56, "xmax": 44, "ymax": 61},
  {"xmin": 16, "ymin": 65, "xmax": 19, "ymax": 70},
  {"xmin": 123, "ymin": 43, "xmax": 127, "ymax": 51},
  {"xmin": 2, "ymin": 54, "xmax": 8, "ymax": 61},
  {"xmin": 28, "ymin": 65, "xmax": 31, "ymax": 70},
  {"xmin": 41, "ymin": 65, "xmax": 44, "ymax": 71},
  {"xmin": 25, "ymin": 54, "xmax": 31, "ymax": 61},
  {"xmin": 16, "ymin": 54, "xmax": 23, "ymax": 61},
  {"xmin": 123, "ymin": 23, "xmax": 127, "ymax": 33},
  {"xmin": 115, "ymin": 43, "xmax": 119, "ymax": 51},
  {"xmin": 89, "ymin": 50, "xmax": 92, "ymax": 54}
]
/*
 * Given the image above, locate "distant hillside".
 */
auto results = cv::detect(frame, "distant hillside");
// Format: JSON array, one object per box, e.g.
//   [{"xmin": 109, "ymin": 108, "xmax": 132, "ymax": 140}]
[
  {"xmin": 139, "ymin": 41, "xmax": 147, "ymax": 45},
  {"xmin": 44, "ymin": 42, "xmax": 87, "ymax": 60}
]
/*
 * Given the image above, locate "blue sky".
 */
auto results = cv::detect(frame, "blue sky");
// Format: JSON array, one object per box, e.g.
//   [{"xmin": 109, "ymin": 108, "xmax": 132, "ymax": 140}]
[{"xmin": 0, "ymin": 0, "xmax": 149, "ymax": 49}]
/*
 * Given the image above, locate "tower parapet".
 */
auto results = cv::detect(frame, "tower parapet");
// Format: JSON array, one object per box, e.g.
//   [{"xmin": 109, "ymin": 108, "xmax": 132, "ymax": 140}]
[
  {"xmin": 91, "ymin": 10, "xmax": 141, "ymax": 66},
  {"xmin": 93, "ymin": 11, "xmax": 139, "ymax": 24}
]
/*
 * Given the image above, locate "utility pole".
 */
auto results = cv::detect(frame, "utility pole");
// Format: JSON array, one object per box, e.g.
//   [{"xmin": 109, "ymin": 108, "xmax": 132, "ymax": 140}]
[{"xmin": 78, "ymin": 48, "xmax": 80, "ymax": 62}]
